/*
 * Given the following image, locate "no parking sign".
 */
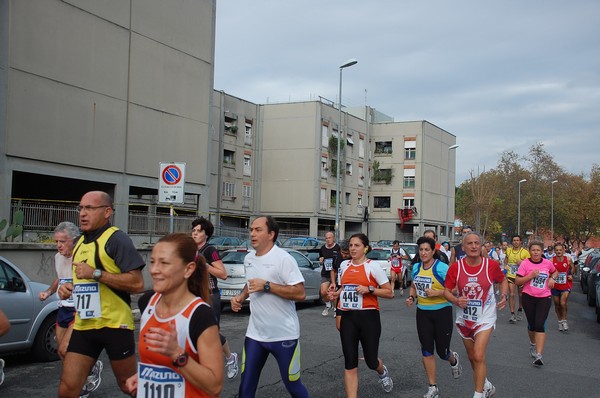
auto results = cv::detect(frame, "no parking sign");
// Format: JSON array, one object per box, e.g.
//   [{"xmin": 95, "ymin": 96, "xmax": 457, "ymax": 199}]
[{"xmin": 159, "ymin": 162, "xmax": 186, "ymax": 204}]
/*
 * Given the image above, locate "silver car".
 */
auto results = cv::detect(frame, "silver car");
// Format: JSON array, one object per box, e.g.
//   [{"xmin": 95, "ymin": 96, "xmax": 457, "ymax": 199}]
[
  {"xmin": 219, "ymin": 249, "xmax": 323, "ymax": 306},
  {"xmin": 0, "ymin": 256, "xmax": 59, "ymax": 361}
]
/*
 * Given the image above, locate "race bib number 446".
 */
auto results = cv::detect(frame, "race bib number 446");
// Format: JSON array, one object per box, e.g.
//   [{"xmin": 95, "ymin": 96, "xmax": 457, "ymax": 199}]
[
  {"xmin": 340, "ymin": 285, "xmax": 363, "ymax": 310},
  {"xmin": 138, "ymin": 363, "xmax": 185, "ymax": 398},
  {"xmin": 73, "ymin": 282, "xmax": 102, "ymax": 319}
]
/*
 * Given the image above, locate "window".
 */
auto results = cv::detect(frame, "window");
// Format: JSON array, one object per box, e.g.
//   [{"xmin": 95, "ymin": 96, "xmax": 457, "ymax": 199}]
[
  {"xmin": 321, "ymin": 156, "xmax": 328, "ymax": 178},
  {"xmin": 320, "ymin": 188, "xmax": 327, "ymax": 211},
  {"xmin": 358, "ymin": 165, "xmax": 364, "ymax": 187},
  {"xmin": 403, "ymin": 176, "xmax": 415, "ymax": 189},
  {"xmin": 345, "ymin": 192, "xmax": 351, "ymax": 205},
  {"xmin": 223, "ymin": 181, "xmax": 235, "ymax": 198},
  {"xmin": 375, "ymin": 141, "xmax": 392, "ymax": 154},
  {"xmin": 242, "ymin": 185, "xmax": 252, "ymax": 198},
  {"xmin": 245, "ymin": 122, "xmax": 253, "ymax": 145},
  {"xmin": 345, "ymin": 162, "xmax": 352, "ymax": 176},
  {"xmin": 404, "ymin": 140, "xmax": 416, "ymax": 160},
  {"xmin": 359, "ymin": 137, "xmax": 365, "ymax": 158},
  {"xmin": 330, "ymin": 190, "xmax": 337, "ymax": 207},
  {"xmin": 224, "ymin": 115, "xmax": 237, "ymax": 134},
  {"xmin": 374, "ymin": 196, "xmax": 391, "ymax": 209},
  {"xmin": 346, "ymin": 133, "xmax": 354, "ymax": 146},
  {"xmin": 322, "ymin": 125, "xmax": 329, "ymax": 147},
  {"xmin": 243, "ymin": 155, "xmax": 251, "ymax": 176},
  {"xmin": 403, "ymin": 198, "xmax": 415, "ymax": 208},
  {"xmin": 223, "ymin": 150, "xmax": 235, "ymax": 166}
]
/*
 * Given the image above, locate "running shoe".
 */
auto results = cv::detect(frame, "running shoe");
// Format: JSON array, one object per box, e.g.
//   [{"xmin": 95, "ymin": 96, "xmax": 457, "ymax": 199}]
[
  {"xmin": 378, "ymin": 365, "xmax": 393, "ymax": 393},
  {"xmin": 450, "ymin": 352, "xmax": 462, "ymax": 379},
  {"xmin": 509, "ymin": 314, "xmax": 517, "ymax": 324},
  {"xmin": 529, "ymin": 344, "xmax": 537, "ymax": 358},
  {"xmin": 322, "ymin": 306, "xmax": 330, "ymax": 316},
  {"xmin": 562, "ymin": 320, "xmax": 569, "ymax": 331},
  {"xmin": 423, "ymin": 385, "xmax": 440, "ymax": 398},
  {"xmin": 80, "ymin": 360, "xmax": 103, "ymax": 398},
  {"xmin": 483, "ymin": 380, "xmax": 496, "ymax": 397},
  {"xmin": 533, "ymin": 354, "xmax": 544, "ymax": 366},
  {"xmin": 226, "ymin": 352, "xmax": 239, "ymax": 379},
  {"xmin": 0, "ymin": 358, "xmax": 5, "ymax": 386},
  {"xmin": 516, "ymin": 309, "xmax": 523, "ymax": 321},
  {"xmin": 399, "ymin": 288, "xmax": 404, "ymax": 297},
  {"xmin": 558, "ymin": 321, "xmax": 564, "ymax": 331}
]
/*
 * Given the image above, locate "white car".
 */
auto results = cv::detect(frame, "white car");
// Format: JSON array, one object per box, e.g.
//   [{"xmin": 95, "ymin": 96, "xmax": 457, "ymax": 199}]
[{"xmin": 366, "ymin": 249, "xmax": 392, "ymax": 279}]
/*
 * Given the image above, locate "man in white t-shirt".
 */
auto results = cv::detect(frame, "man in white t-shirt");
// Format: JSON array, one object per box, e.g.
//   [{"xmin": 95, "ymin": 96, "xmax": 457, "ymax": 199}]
[{"xmin": 231, "ymin": 216, "xmax": 309, "ymax": 398}]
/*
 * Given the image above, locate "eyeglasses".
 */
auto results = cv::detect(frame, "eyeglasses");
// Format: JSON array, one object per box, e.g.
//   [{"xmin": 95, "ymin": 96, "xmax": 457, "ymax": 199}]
[{"xmin": 77, "ymin": 205, "xmax": 110, "ymax": 212}]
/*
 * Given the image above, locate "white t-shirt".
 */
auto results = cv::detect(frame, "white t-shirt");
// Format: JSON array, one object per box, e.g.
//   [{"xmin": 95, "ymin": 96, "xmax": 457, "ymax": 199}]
[
  {"xmin": 245, "ymin": 245, "xmax": 305, "ymax": 342},
  {"xmin": 55, "ymin": 253, "xmax": 74, "ymax": 308}
]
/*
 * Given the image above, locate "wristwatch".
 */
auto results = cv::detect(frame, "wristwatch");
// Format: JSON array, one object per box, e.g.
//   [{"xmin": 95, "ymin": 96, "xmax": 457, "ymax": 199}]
[
  {"xmin": 264, "ymin": 281, "xmax": 271, "ymax": 293},
  {"xmin": 172, "ymin": 351, "xmax": 189, "ymax": 368},
  {"xmin": 368, "ymin": 286, "xmax": 375, "ymax": 294},
  {"xmin": 92, "ymin": 269, "xmax": 102, "ymax": 281}
]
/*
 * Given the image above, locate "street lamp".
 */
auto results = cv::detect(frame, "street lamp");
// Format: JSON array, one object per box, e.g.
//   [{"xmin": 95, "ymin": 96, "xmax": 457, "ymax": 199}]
[
  {"xmin": 445, "ymin": 144, "xmax": 459, "ymax": 239},
  {"xmin": 517, "ymin": 179, "xmax": 527, "ymax": 235},
  {"xmin": 335, "ymin": 58, "xmax": 358, "ymax": 241},
  {"xmin": 551, "ymin": 180, "xmax": 558, "ymax": 240}
]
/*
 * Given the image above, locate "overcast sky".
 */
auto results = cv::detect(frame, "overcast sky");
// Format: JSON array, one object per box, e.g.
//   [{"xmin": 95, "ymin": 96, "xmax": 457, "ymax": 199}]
[{"xmin": 214, "ymin": 0, "xmax": 599, "ymax": 184}]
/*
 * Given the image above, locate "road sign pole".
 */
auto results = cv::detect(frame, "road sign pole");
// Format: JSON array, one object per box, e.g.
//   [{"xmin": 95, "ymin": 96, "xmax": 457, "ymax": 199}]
[{"xmin": 170, "ymin": 205, "xmax": 174, "ymax": 234}]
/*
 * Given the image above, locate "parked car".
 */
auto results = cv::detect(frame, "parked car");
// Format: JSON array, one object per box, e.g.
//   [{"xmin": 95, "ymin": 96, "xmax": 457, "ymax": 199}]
[
  {"xmin": 238, "ymin": 239, "xmax": 282, "ymax": 248},
  {"xmin": 218, "ymin": 249, "xmax": 322, "ymax": 306},
  {"xmin": 304, "ymin": 249, "xmax": 322, "ymax": 268},
  {"xmin": 0, "ymin": 256, "xmax": 59, "ymax": 361},
  {"xmin": 580, "ymin": 250, "xmax": 600, "ymax": 294},
  {"xmin": 595, "ymin": 277, "xmax": 600, "ymax": 323},
  {"xmin": 400, "ymin": 243, "xmax": 418, "ymax": 260},
  {"xmin": 374, "ymin": 240, "xmax": 395, "ymax": 249},
  {"xmin": 208, "ymin": 236, "xmax": 242, "ymax": 247},
  {"xmin": 281, "ymin": 237, "xmax": 323, "ymax": 248},
  {"xmin": 585, "ymin": 251, "xmax": 600, "ymax": 306},
  {"xmin": 366, "ymin": 249, "xmax": 392, "ymax": 279}
]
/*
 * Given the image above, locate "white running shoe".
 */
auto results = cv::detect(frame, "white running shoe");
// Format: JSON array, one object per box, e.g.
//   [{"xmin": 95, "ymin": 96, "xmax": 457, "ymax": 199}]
[
  {"xmin": 450, "ymin": 352, "xmax": 462, "ymax": 379},
  {"xmin": 0, "ymin": 358, "xmax": 5, "ymax": 386},
  {"xmin": 226, "ymin": 352, "xmax": 239, "ymax": 379},
  {"xmin": 529, "ymin": 344, "xmax": 537, "ymax": 358},
  {"xmin": 558, "ymin": 321, "xmax": 564, "ymax": 331},
  {"xmin": 533, "ymin": 354, "xmax": 544, "ymax": 366},
  {"xmin": 562, "ymin": 320, "xmax": 569, "ymax": 331},
  {"xmin": 80, "ymin": 360, "xmax": 103, "ymax": 398},
  {"xmin": 322, "ymin": 306, "xmax": 330, "ymax": 316},
  {"xmin": 423, "ymin": 385, "xmax": 440, "ymax": 398},
  {"xmin": 378, "ymin": 365, "xmax": 393, "ymax": 393},
  {"xmin": 509, "ymin": 314, "xmax": 517, "ymax": 324},
  {"xmin": 483, "ymin": 380, "xmax": 496, "ymax": 397},
  {"xmin": 516, "ymin": 309, "xmax": 523, "ymax": 321}
]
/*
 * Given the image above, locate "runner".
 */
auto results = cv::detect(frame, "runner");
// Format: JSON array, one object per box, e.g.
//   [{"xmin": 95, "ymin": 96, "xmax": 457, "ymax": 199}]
[
  {"xmin": 38, "ymin": 222, "xmax": 103, "ymax": 397},
  {"xmin": 515, "ymin": 241, "xmax": 557, "ymax": 366},
  {"xmin": 125, "ymin": 233, "xmax": 223, "ymax": 396},
  {"xmin": 449, "ymin": 226, "xmax": 472, "ymax": 265},
  {"xmin": 231, "ymin": 216, "xmax": 309, "ymax": 398},
  {"xmin": 389, "ymin": 240, "xmax": 407, "ymax": 295},
  {"xmin": 406, "ymin": 236, "xmax": 461, "ymax": 398},
  {"xmin": 505, "ymin": 235, "xmax": 530, "ymax": 323},
  {"xmin": 551, "ymin": 243, "xmax": 576, "ymax": 331},
  {"xmin": 334, "ymin": 242, "xmax": 351, "ymax": 331},
  {"xmin": 191, "ymin": 217, "xmax": 238, "ymax": 379},
  {"xmin": 319, "ymin": 231, "xmax": 340, "ymax": 316},
  {"xmin": 329, "ymin": 233, "xmax": 394, "ymax": 397},
  {"xmin": 444, "ymin": 231, "xmax": 508, "ymax": 398}
]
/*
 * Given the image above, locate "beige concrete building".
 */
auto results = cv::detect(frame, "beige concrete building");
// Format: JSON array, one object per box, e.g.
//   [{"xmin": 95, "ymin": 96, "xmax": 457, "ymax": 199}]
[{"xmin": 1, "ymin": 0, "xmax": 457, "ymax": 244}]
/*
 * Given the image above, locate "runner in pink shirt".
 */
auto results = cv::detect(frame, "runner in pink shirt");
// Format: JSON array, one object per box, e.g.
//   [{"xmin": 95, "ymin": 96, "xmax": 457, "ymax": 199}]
[{"xmin": 515, "ymin": 241, "xmax": 558, "ymax": 367}]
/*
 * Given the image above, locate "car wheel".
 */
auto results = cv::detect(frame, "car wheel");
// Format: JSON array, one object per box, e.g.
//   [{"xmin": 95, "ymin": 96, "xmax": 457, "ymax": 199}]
[
  {"xmin": 588, "ymin": 290, "xmax": 596, "ymax": 307},
  {"xmin": 32, "ymin": 312, "xmax": 59, "ymax": 362},
  {"xmin": 597, "ymin": 306, "xmax": 600, "ymax": 324},
  {"xmin": 582, "ymin": 279, "xmax": 588, "ymax": 294}
]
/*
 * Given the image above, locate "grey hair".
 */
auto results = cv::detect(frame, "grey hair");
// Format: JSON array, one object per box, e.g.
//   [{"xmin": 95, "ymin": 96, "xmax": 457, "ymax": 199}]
[
  {"xmin": 54, "ymin": 221, "xmax": 81, "ymax": 241},
  {"xmin": 462, "ymin": 231, "xmax": 483, "ymax": 244}
]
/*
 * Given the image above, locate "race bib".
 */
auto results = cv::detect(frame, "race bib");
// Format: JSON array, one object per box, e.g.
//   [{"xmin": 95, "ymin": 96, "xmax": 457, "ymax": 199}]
[
  {"xmin": 556, "ymin": 272, "xmax": 567, "ymax": 284},
  {"xmin": 390, "ymin": 258, "xmax": 400, "ymax": 268},
  {"xmin": 531, "ymin": 273, "xmax": 548, "ymax": 289},
  {"xmin": 340, "ymin": 285, "xmax": 363, "ymax": 310},
  {"xmin": 58, "ymin": 277, "xmax": 74, "ymax": 306},
  {"xmin": 73, "ymin": 282, "xmax": 102, "ymax": 319},
  {"xmin": 324, "ymin": 258, "xmax": 333, "ymax": 271},
  {"xmin": 138, "ymin": 363, "xmax": 185, "ymax": 398},
  {"xmin": 462, "ymin": 299, "xmax": 482, "ymax": 322},
  {"xmin": 413, "ymin": 275, "xmax": 432, "ymax": 298},
  {"xmin": 509, "ymin": 264, "xmax": 519, "ymax": 275}
]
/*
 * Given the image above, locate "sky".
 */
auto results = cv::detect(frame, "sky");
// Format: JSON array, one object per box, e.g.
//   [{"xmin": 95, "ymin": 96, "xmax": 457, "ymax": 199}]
[{"xmin": 213, "ymin": 0, "xmax": 600, "ymax": 184}]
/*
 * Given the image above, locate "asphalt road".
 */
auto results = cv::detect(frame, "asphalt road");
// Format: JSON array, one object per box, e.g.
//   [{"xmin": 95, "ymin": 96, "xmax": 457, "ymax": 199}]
[{"xmin": 2, "ymin": 283, "xmax": 599, "ymax": 397}]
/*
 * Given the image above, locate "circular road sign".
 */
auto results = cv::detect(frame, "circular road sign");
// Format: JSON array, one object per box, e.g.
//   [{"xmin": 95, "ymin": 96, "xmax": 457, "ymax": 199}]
[{"xmin": 161, "ymin": 165, "xmax": 182, "ymax": 186}]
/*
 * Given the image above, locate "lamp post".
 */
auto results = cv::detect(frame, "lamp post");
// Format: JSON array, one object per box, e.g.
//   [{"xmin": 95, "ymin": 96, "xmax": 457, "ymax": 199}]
[
  {"xmin": 335, "ymin": 58, "xmax": 358, "ymax": 241},
  {"xmin": 551, "ymin": 180, "xmax": 558, "ymax": 241},
  {"xmin": 517, "ymin": 179, "xmax": 527, "ymax": 235},
  {"xmin": 445, "ymin": 144, "xmax": 459, "ymax": 239}
]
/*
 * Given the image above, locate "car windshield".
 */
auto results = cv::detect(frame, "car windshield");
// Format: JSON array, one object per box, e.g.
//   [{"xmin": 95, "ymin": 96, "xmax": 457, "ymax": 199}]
[
  {"xmin": 401, "ymin": 244, "xmax": 417, "ymax": 256},
  {"xmin": 221, "ymin": 251, "xmax": 248, "ymax": 264},
  {"xmin": 367, "ymin": 250, "xmax": 389, "ymax": 261}
]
